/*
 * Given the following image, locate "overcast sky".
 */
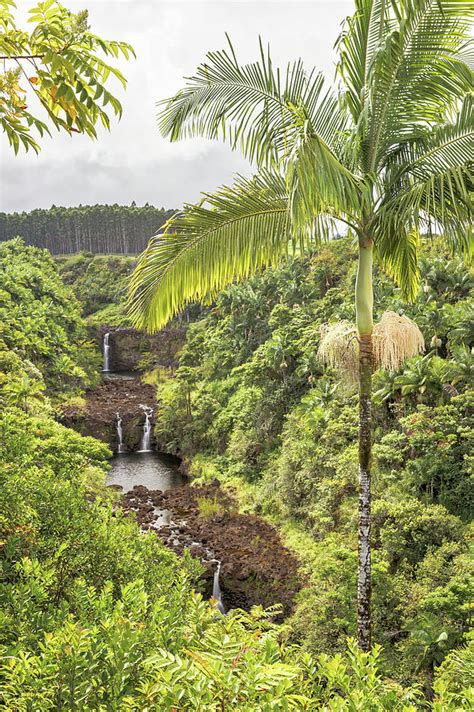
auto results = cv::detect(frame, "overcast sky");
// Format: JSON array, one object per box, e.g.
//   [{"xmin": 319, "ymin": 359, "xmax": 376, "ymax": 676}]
[{"xmin": 1, "ymin": 0, "xmax": 352, "ymax": 213}]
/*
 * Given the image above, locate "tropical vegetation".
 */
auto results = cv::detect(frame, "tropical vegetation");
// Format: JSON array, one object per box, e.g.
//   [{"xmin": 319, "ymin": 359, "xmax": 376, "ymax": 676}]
[
  {"xmin": 57, "ymin": 250, "xmax": 136, "ymax": 322},
  {"xmin": 1, "ymin": 235, "xmax": 471, "ymax": 707},
  {"xmin": 129, "ymin": 0, "xmax": 473, "ymax": 649},
  {"xmin": 151, "ymin": 237, "xmax": 473, "ymax": 695},
  {"xmin": 1, "ymin": 0, "xmax": 473, "ymax": 708}
]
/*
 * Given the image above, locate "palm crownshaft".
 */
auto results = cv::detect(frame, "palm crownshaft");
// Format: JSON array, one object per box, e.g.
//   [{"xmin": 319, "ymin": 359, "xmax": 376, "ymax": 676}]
[{"xmin": 129, "ymin": 0, "xmax": 473, "ymax": 649}]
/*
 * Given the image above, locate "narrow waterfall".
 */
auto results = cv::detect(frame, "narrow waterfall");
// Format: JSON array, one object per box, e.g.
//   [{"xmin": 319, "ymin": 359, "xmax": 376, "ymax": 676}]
[
  {"xmin": 138, "ymin": 405, "xmax": 153, "ymax": 452},
  {"xmin": 212, "ymin": 561, "xmax": 226, "ymax": 614},
  {"xmin": 116, "ymin": 412, "xmax": 126, "ymax": 453},
  {"xmin": 102, "ymin": 332, "xmax": 111, "ymax": 372}
]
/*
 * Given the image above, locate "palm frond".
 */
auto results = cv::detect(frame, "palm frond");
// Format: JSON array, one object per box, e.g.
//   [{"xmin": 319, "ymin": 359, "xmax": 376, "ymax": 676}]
[
  {"xmin": 376, "ymin": 96, "xmax": 473, "ymax": 264},
  {"xmin": 364, "ymin": 0, "xmax": 474, "ymax": 170},
  {"xmin": 288, "ymin": 131, "xmax": 364, "ymax": 237},
  {"xmin": 405, "ymin": 96, "xmax": 474, "ymax": 184},
  {"xmin": 375, "ymin": 227, "xmax": 421, "ymax": 301},
  {"xmin": 157, "ymin": 36, "xmax": 348, "ymax": 167},
  {"xmin": 128, "ymin": 172, "xmax": 290, "ymax": 331},
  {"xmin": 336, "ymin": 0, "xmax": 389, "ymax": 122}
]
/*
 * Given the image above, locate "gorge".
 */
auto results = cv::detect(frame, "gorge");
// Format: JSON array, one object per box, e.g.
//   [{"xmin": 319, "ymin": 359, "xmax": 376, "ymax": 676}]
[
  {"xmin": 92, "ymin": 329, "xmax": 301, "ymax": 614},
  {"xmin": 1, "ymin": 236, "xmax": 471, "ymax": 707}
]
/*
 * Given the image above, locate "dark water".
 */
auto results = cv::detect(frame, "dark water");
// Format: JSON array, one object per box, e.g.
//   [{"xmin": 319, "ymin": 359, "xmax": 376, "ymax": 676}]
[
  {"xmin": 102, "ymin": 371, "xmax": 137, "ymax": 382},
  {"xmin": 108, "ymin": 452, "xmax": 184, "ymax": 491}
]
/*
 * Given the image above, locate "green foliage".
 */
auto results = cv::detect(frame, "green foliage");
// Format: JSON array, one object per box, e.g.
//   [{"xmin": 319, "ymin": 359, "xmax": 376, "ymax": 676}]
[
  {"xmin": 397, "ymin": 393, "xmax": 474, "ymax": 518},
  {"xmin": 0, "ymin": 233, "xmax": 472, "ymax": 708},
  {"xmin": 0, "ymin": 383, "xmax": 434, "ymax": 708},
  {"xmin": 0, "ymin": 238, "xmax": 99, "ymax": 397},
  {"xmin": 196, "ymin": 494, "xmax": 223, "ymax": 520},
  {"xmin": 152, "ymin": 239, "xmax": 473, "ymax": 692},
  {"xmin": 0, "ymin": 0, "xmax": 134, "ymax": 153},
  {"xmin": 58, "ymin": 252, "xmax": 136, "ymax": 317},
  {"xmin": 0, "ymin": 581, "xmax": 426, "ymax": 711},
  {"xmin": 0, "ymin": 407, "xmax": 202, "ymax": 709},
  {"xmin": 433, "ymin": 635, "xmax": 474, "ymax": 709},
  {"xmin": 129, "ymin": 172, "xmax": 290, "ymax": 330}
]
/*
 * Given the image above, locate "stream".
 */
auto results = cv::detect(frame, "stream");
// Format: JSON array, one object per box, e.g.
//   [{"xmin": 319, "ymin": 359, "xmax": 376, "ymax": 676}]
[
  {"xmin": 63, "ymin": 331, "xmax": 299, "ymax": 616},
  {"xmin": 107, "ymin": 453, "xmax": 226, "ymax": 611}
]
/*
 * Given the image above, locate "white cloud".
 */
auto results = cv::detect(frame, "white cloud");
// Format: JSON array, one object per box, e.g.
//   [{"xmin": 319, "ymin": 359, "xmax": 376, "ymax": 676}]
[{"xmin": 0, "ymin": 0, "xmax": 352, "ymax": 212}]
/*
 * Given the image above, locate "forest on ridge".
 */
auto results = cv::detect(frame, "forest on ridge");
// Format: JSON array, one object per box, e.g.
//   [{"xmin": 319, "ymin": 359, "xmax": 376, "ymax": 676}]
[{"xmin": 0, "ymin": 204, "xmax": 175, "ymax": 255}]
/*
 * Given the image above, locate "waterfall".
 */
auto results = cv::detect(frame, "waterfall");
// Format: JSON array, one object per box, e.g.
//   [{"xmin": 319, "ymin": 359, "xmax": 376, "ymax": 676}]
[
  {"xmin": 137, "ymin": 405, "xmax": 153, "ymax": 452},
  {"xmin": 116, "ymin": 412, "xmax": 126, "ymax": 453},
  {"xmin": 212, "ymin": 561, "xmax": 225, "ymax": 614},
  {"xmin": 102, "ymin": 332, "xmax": 111, "ymax": 372}
]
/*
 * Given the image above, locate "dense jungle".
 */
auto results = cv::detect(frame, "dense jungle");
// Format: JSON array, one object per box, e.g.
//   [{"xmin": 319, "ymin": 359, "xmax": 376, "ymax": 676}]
[
  {"xmin": 0, "ymin": 233, "xmax": 472, "ymax": 709},
  {"xmin": 1, "ymin": 0, "xmax": 472, "ymax": 709}
]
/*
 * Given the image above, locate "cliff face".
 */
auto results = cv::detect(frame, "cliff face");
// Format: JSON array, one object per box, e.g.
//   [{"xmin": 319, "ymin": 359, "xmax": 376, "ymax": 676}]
[
  {"xmin": 60, "ymin": 377, "xmax": 157, "ymax": 452},
  {"xmin": 97, "ymin": 326, "xmax": 186, "ymax": 372},
  {"xmin": 60, "ymin": 325, "xmax": 186, "ymax": 451}
]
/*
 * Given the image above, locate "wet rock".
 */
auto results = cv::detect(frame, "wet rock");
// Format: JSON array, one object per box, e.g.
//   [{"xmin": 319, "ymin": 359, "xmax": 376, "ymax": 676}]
[
  {"xmin": 115, "ymin": 479, "xmax": 302, "ymax": 617},
  {"xmin": 94, "ymin": 325, "xmax": 186, "ymax": 372}
]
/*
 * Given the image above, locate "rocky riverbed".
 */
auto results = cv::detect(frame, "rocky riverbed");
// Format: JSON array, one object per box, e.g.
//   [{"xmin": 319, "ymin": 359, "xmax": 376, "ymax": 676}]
[{"xmin": 116, "ymin": 479, "xmax": 301, "ymax": 615}]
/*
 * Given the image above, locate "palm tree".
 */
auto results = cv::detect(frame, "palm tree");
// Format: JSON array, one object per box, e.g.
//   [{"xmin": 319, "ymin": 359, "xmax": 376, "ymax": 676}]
[{"xmin": 129, "ymin": 0, "xmax": 473, "ymax": 650}]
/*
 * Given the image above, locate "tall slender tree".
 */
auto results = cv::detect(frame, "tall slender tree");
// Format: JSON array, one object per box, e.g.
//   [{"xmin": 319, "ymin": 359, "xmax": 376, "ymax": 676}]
[
  {"xmin": 0, "ymin": 204, "xmax": 175, "ymax": 254},
  {"xmin": 129, "ymin": 0, "xmax": 473, "ymax": 649}
]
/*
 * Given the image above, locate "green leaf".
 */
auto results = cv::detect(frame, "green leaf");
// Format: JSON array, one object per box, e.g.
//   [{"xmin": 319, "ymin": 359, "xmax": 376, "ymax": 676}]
[{"xmin": 128, "ymin": 172, "xmax": 291, "ymax": 331}]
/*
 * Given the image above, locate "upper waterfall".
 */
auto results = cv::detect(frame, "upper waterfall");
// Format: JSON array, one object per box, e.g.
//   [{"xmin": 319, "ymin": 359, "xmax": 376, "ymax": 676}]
[{"xmin": 102, "ymin": 332, "xmax": 111, "ymax": 372}]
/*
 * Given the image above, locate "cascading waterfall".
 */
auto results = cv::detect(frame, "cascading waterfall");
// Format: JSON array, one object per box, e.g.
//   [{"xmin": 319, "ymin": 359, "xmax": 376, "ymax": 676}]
[
  {"xmin": 102, "ymin": 332, "xmax": 111, "ymax": 372},
  {"xmin": 212, "ymin": 560, "xmax": 226, "ymax": 614},
  {"xmin": 138, "ymin": 405, "xmax": 153, "ymax": 452},
  {"xmin": 116, "ymin": 412, "xmax": 126, "ymax": 453}
]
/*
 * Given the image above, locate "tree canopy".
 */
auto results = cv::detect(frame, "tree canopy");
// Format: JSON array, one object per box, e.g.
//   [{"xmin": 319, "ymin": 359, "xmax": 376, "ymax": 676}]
[
  {"xmin": 0, "ymin": 0, "xmax": 134, "ymax": 153},
  {"xmin": 0, "ymin": 204, "xmax": 175, "ymax": 254}
]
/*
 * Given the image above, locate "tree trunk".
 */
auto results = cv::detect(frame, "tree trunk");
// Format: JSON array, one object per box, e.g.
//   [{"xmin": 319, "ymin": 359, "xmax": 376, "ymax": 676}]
[{"xmin": 355, "ymin": 239, "xmax": 374, "ymax": 651}]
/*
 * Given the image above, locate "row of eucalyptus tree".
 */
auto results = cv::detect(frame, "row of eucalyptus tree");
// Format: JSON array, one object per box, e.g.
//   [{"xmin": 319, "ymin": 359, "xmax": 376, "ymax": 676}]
[{"xmin": 0, "ymin": 204, "xmax": 174, "ymax": 255}]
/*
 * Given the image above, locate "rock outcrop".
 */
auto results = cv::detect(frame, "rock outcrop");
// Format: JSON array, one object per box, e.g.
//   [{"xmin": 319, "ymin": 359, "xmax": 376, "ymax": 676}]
[
  {"xmin": 96, "ymin": 326, "xmax": 185, "ymax": 372},
  {"xmin": 60, "ymin": 377, "xmax": 156, "ymax": 451}
]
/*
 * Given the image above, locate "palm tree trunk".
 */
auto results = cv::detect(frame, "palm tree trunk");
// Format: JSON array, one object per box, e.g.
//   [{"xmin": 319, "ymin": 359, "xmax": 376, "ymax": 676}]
[{"xmin": 355, "ymin": 238, "xmax": 373, "ymax": 652}]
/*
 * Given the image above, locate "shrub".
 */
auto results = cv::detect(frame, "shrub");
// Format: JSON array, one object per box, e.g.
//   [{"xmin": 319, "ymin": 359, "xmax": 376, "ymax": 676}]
[{"xmin": 197, "ymin": 494, "xmax": 223, "ymax": 519}]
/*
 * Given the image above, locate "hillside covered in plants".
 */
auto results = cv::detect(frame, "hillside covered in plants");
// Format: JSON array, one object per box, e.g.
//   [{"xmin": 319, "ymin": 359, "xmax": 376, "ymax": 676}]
[
  {"xmin": 0, "ymin": 237, "xmax": 472, "ymax": 708},
  {"xmin": 153, "ymin": 238, "xmax": 473, "ymax": 694}
]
